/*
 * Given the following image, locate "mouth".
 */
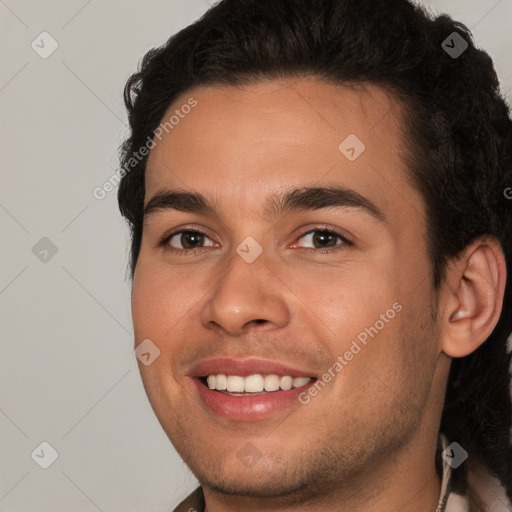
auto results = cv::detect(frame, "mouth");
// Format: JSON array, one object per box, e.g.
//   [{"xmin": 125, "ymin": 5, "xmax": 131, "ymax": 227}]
[{"xmin": 188, "ymin": 358, "xmax": 319, "ymax": 421}]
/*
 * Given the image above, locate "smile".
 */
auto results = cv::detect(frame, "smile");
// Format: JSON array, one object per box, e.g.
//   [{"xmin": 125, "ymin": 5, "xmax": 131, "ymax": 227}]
[
  {"xmin": 204, "ymin": 374, "xmax": 312, "ymax": 393},
  {"xmin": 188, "ymin": 358, "xmax": 319, "ymax": 421}
]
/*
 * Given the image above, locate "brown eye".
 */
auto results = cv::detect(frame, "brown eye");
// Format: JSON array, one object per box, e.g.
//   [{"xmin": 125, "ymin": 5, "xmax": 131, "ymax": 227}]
[
  {"xmin": 296, "ymin": 229, "xmax": 350, "ymax": 250},
  {"xmin": 167, "ymin": 230, "xmax": 214, "ymax": 250}
]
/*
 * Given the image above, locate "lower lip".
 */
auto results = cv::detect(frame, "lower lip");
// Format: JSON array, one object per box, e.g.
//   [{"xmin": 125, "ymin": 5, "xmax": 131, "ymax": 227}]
[{"xmin": 192, "ymin": 378, "xmax": 315, "ymax": 421}]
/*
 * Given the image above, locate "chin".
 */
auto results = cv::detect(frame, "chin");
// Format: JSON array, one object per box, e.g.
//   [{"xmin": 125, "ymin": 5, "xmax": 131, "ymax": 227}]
[
  {"xmin": 188, "ymin": 448, "xmax": 334, "ymax": 503},
  {"xmin": 198, "ymin": 471, "xmax": 311, "ymax": 499}
]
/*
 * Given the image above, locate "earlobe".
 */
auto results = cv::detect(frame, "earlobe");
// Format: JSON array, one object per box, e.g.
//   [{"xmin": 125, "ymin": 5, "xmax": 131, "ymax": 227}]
[{"xmin": 440, "ymin": 238, "xmax": 506, "ymax": 359}]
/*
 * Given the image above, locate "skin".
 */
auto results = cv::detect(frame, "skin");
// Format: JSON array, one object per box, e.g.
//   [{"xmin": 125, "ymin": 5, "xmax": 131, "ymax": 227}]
[{"xmin": 130, "ymin": 78, "xmax": 506, "ymax": 512}]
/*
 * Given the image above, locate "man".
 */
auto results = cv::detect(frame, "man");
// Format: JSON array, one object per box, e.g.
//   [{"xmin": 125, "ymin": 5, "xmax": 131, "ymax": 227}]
[{"xmin": 117, "ymin": 0, "xmax": 512, "ymax": 510}]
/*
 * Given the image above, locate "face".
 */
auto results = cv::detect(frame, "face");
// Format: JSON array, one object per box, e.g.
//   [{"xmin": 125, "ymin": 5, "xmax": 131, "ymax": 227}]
[{"xmin": 131, "ymin": 78, "xmax": 444, "ymax": 500}]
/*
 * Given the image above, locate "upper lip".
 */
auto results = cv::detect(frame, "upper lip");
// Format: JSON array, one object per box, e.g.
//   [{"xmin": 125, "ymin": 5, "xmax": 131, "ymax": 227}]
[{"xmin": 188, "ymin": 358, "xmax": 318, "ymax": 378}]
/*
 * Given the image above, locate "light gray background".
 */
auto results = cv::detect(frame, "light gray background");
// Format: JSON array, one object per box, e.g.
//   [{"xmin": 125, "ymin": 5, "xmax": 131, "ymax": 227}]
[{"xmin": 1, "ymin": 1, "xmax": 511, "ymax": 511}]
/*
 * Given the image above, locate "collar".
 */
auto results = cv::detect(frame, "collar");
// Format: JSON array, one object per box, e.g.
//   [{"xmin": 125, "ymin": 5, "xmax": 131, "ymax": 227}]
[
  {"xmin": 436, "ymin": 432, "xmax": 453, "ymax": 512},
  {"xmin": 436, "ymin": 432, "xmax": 470, "ymax": 512}
]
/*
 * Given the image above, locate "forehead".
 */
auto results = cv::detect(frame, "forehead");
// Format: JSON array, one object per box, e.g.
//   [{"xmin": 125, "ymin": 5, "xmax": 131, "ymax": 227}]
[{"xmin": 144, "ymin": 78, "xmax": 423, "ymax": 226}]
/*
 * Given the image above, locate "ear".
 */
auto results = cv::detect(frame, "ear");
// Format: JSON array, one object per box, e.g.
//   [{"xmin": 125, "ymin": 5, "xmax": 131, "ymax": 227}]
[{"xmin": 439, "ymin": 236, "xmax": 507, "ymax": 358}]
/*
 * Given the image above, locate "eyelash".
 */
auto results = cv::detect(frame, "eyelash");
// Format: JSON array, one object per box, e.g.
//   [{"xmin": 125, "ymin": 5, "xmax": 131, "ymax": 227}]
[{"xmin": 159, "ymin": 226, "xmax": 353, "ymax": 256}]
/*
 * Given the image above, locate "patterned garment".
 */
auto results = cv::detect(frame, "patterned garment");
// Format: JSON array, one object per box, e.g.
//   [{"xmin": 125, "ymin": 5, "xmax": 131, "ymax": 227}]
[
  {"xmin": 172, "ymin": 433, "xmax": 512, "ymax": 512},
  {"xmin": 437, "ymin": 434, "xmax": 512, "ymax": 512}
]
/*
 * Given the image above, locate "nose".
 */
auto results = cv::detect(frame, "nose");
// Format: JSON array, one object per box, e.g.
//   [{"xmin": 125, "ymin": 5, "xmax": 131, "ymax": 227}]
[{"xmin": 200, "ymin": 252, "xmax": 290, "ymax": 336}]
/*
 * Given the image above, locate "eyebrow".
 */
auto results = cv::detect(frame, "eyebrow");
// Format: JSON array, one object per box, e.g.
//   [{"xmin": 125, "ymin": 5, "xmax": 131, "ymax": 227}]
[{"xmin": 143, "ymin": 186, "xmax": 386, "ymax": 224}]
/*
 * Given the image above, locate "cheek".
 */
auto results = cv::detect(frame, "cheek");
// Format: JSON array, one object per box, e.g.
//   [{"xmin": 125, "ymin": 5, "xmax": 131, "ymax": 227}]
[
  {"xmin": 131, "ymin": 267, "xmax": 161, "ymax": 339},
  {"xmin": 131, "ymin": 261, "xmax": 197, "ymax": 340},
  {"xmin": 131, "ymin": 265, "xmax": 192, "ymax": 408},
  {"xmin": 279, "ymin": 259, "xmax": 397, "ymax": 340},
  {"xmin": 293, "ymin": 267, "xmax": 413, "ymax": 396},
  {"xmin": 326, "ymin": 307, "xmax": 434, "ymax": 430}
]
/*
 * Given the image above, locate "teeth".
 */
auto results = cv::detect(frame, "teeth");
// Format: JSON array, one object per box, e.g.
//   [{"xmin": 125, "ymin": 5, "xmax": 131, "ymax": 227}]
[
  {"xmin": 245, "ymin": 374, "xmax": 264, "ymax": 393},
  {"xmin": 292, "ymin": 377, "xmax": 311, "ymax": 388},
  {"xmin": 264, "ymin": 374, "xmax": 280, "ymax": 391},
  {"xmin": 215, "ymin": 374, "xmax": 227, "ymax": 390},
  {"xmin": 226, "ymin": 375, "xmax": 245, "ymax": 392},
  {"xmin": 280, "ymin": 376, "xmax": 293, "ymax": 390},
  {"xmin": 205, "ymin": 374, "xmax": 312, "ymax": 393}
]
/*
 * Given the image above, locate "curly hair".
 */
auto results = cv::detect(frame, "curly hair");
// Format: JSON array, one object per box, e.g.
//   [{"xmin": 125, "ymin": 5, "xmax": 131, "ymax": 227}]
[{"xmin": 117, "ymin": 0, "xmax": 512, "ymax": 501}]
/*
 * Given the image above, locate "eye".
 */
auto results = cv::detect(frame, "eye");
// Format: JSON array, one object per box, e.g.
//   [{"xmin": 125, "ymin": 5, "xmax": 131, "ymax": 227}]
[
  {"xmin": 293, "ymin": 228, "xmax": 352, "ymax": 252},
  {"xmin": 160, "ymin": 226, "xmax": 352, "ymax": 256},
  {"xmin": 165, "ymin": 230, "xmax": 217, "ymax": 253}
]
